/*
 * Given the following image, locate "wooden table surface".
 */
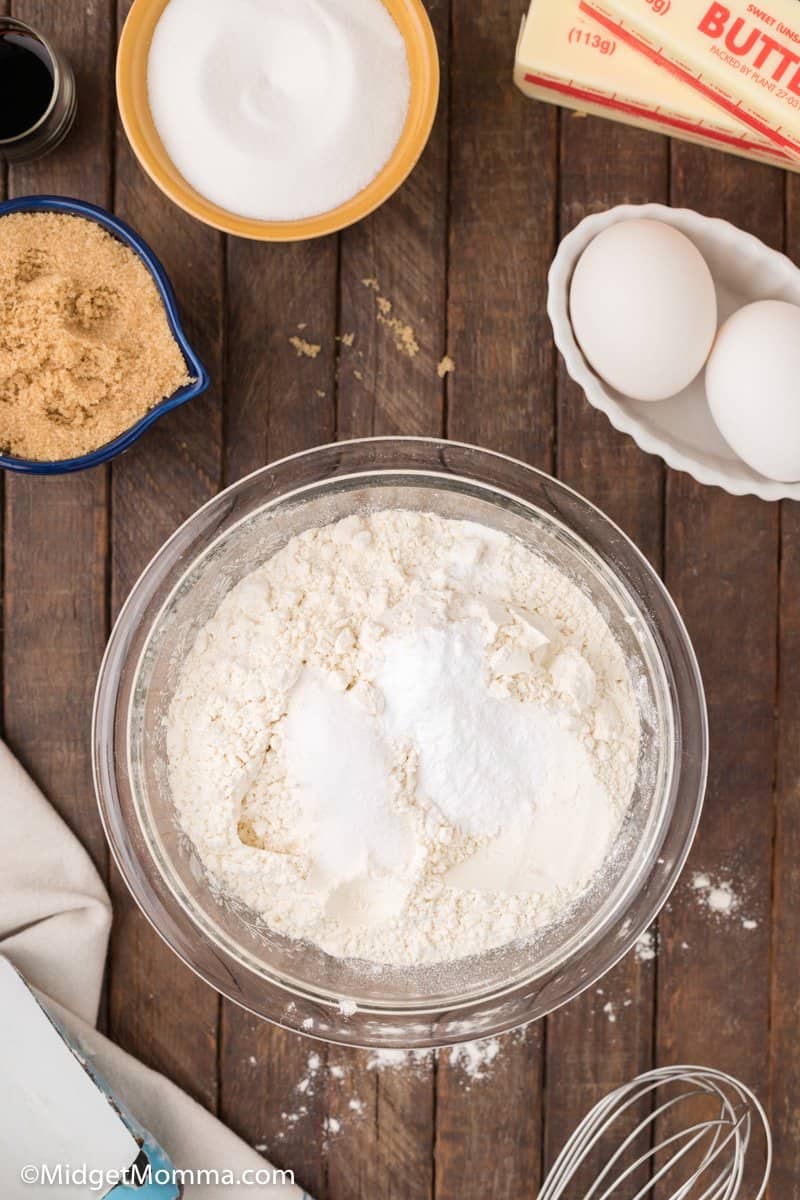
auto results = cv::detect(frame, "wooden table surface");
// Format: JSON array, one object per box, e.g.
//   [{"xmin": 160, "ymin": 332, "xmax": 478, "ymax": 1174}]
[{"xmin": 2, "ymin": 1, "xmax": 798, "ymax": 1196}]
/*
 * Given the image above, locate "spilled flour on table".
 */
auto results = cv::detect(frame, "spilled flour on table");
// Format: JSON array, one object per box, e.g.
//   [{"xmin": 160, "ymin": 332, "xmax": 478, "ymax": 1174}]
[
  {"xmin": 366, "ymin": 1047, "xmax": 433, "ymax": 1073},
  {"xmin": 265, "ymin": 1032, "xmax": 526, "ymax": 1146},
  {"xmin": 267, "ymin": 1052, "xmax": 324, "ymax": 1144},
  {"xmin": 365, "ymin": 1035, "xmax": 511, "ymax": 1084},
  {"xmin": 620, "ymin": 874, "xmax": 760, "ymax": 978},
  {"xmin": 691, "ymin": 871, "xmax": 758, "ymax": 929},
  {"xmin": 595, "ymin": 986, "xmax": 633, "ymax": 1026},
  {"xmin": 634, "ymin": 928, "xmax": 658, "ymax": 963},
  {"xmin": 448, "ymin": 1038, "xmax": 502, "ymax": 1080}
]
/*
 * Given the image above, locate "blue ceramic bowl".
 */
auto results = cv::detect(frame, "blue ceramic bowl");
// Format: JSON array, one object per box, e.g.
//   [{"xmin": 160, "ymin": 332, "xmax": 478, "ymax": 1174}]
[{"xmin": 0, "ymin": 195, "xmax": 209, "ymax": 474}]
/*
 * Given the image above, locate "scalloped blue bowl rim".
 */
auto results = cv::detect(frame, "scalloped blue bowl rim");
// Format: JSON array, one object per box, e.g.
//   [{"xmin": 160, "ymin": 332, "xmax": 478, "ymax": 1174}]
[{"xmin": 0, "ymin": 194, "xmax": 210, "ymax": 474}]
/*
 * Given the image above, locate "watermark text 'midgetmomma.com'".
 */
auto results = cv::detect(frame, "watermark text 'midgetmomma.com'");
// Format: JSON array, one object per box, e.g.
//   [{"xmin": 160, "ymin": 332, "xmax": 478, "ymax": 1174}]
[{"xmin": 20, "ymin": 1161, "xmax": 296, "ymax": 1192}]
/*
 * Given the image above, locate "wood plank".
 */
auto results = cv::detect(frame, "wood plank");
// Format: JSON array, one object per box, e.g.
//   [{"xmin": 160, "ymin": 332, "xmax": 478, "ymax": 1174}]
[
  {"xmin": 435, "ymin": 5, "xmax": 558, "ymax": 1197},
  {"xmin": 326, "ymin": 1051, "xmax": 435, "ymax": 1200},
  {"xmin": 322, "ymin": 4, "xmax": 452, "ymax": 1197},
  {"xmin": 219, "ymin": 159, "xmax": 338, "ymax": 1200},
  {"xmin": 220, "ymin": 1014, "xmax": 329, "ymax": 1199},
  {"xmin": 770, "ymin": 177, "xmax": 800, "ymax": 1197},
  {"xmin": 658, "ymin": 147, "xmax": 782, "ymax": 1191},
  {"xmin": 544, "ymin": 114, "xmax": 668, "ymax": 1188},
  {"xmin": 335, "ymin": 0, "xmax": 449, "ymax": 440},
  {"xmin": 224, "ymin": 238, "xmax": 338, "ymax": 481},
  {"xmin": 445, "ymin": 1, "xmax": 557, "ymax": 465},
  {"xmin": 106, "ymin": 0, "xmax": 224, "ymax": 1110},
  {"xmin": 437, "ymin": 1032, "xmax": 542, "ymax": 1200},
  {"xmin": 3, "ymin": 0, "xmax": 113, "ymax": 872}
]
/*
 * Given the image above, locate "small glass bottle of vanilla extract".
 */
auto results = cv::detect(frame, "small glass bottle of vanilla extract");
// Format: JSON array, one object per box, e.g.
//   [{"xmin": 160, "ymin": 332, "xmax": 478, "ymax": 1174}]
[{"xmin": 0, "ymin": 16, "xmax": 76, "ymax": 162}]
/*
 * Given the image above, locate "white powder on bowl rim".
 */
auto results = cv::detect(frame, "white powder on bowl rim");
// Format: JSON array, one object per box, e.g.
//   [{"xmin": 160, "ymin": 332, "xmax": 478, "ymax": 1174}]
[{"xmin": 166, "ymin": 509, "xmax": 641, "ymax": 965}]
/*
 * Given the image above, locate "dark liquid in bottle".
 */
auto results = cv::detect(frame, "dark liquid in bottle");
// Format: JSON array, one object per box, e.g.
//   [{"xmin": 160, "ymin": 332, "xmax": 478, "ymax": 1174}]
[{"xmin": 0, "ymin": 32, "xmax": 55, "ymax": 140}]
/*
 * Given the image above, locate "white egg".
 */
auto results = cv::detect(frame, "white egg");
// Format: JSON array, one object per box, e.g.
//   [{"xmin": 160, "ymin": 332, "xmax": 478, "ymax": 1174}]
[
  {"xmin": 706, "ymin": 299, "xmax": 800, "ymax": 483},
  {"xmin": 569, "ymin": 219, "xmax": 718, "ymax": 402}
]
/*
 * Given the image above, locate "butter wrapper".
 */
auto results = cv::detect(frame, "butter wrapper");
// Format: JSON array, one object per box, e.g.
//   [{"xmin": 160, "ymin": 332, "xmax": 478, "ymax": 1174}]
[
  {"xmin": 514, "ymin": 0, "xmax": 795, "ymax": 169},
  {"xmin": 583, "ymin": 0, "xmax": 800, "ymax": 160}
]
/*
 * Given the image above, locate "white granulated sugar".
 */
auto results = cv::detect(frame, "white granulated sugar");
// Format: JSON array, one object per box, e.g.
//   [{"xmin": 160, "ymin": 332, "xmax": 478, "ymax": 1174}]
[
  {"xmin": 167, "ymin": 510, "xmax": 640, "ymax": 966},
  {"xmin": 283, "ymin": 666, "xmax": 416, "ymax": 911},
  {"xmin": 148, "ymin": 0, "xmax": 411, "ymax": 221}
]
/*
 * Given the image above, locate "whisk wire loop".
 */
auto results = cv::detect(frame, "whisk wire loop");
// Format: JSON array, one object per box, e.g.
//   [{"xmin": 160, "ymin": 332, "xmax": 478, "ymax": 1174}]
[
  {"xmin": 601, "ymin": 1116, "xmax": 743, "ymax": 1200},
  {"xmin": 586, "ymin": 1089, "xmax": 713, "ymax": 1198},
  {"xmin": 537, "ymin": 1065, "xmax": 771, "ymax": 1200},
  {"xmin": 545, "ymin": 1081, "xmax": 693, "ymax": 1195}
]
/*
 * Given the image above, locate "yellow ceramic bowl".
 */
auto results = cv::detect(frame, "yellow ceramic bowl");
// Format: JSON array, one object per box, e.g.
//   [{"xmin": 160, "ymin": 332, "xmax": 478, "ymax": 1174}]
[{"xmin": 116, "ymin": 0, "xmax": 439, "ymax": 242}]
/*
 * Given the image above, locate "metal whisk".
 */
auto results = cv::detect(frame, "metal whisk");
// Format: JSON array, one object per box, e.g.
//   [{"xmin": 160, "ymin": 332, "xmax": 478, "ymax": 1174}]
[{"xmin": 538, "ymin": 1065, "xmax": 772, "ymax": 1200}]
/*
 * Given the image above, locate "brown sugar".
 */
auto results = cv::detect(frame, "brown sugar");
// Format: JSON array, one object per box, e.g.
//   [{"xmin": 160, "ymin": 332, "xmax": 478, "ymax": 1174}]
[
  {"xmin": 360, "ymin": 276, "xmax": 420, "ymax": 359},
  {"xmin": 289, "ymin": 335, "xmax": 322, "ymax": 359},
  {"xmin": 0, "ymin": 212, "xmax": 191, "ymax": 461}
]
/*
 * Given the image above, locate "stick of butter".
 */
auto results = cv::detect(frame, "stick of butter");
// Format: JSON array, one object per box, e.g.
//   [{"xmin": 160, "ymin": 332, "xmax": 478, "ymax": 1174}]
[
  {"xmin": 515, "ymin": 0, "xmax": 794, "ymax": 168},
  {"xmin": 582, "ymin": 0, "xmax": 800, "ymax": 159}
]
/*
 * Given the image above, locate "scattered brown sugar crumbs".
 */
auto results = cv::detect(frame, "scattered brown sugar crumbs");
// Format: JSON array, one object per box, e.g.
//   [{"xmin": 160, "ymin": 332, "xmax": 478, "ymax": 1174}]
[
  {"xmin": 437, "ymin": 355, "xmax": 455, "ymax": 379},
  {"xmin": 360, "ymin": 277, "xmax": 420, "ymax": 359},
  {"xmin": 0, "ymin": 212, "xmax": 191, "ymax": 462},
  {"xmin": 379, "ymin": 309, "xmax": 419, "ymax": 358},
  {"xmin": 289, "ymin": 335, "xmax": 322, "ymax": 359}
]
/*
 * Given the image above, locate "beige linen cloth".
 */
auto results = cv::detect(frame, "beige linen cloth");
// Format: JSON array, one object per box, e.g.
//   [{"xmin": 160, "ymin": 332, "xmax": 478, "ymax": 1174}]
[{"xmin": 0, "ymin": 741, "xmax": 309, "ymax": 1199}]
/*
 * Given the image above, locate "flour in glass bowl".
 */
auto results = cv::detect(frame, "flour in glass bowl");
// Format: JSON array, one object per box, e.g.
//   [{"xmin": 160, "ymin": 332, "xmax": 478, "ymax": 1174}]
[{"xmin": 166, "ymin": 510, "xmax": 641, "ymax": 966}]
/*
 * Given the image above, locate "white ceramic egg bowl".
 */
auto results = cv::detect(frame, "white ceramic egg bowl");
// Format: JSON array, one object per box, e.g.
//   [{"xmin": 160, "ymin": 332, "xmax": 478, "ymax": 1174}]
[{"xmin": 548, "ymin": 202, "xmax": 800, "ymax": 502}]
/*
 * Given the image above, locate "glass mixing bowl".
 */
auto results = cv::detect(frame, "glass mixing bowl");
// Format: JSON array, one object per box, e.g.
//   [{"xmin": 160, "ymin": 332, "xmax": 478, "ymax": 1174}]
[{"xmin": 93, "ymin": 438, "xmax": 707, "ymax": 1048}]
